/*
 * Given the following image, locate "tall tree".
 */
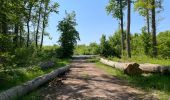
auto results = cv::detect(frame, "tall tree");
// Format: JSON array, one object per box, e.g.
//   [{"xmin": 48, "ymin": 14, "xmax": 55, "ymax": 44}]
[
  {"xmin": 40, "ymin": 0, "xmax": 59, "ymax": 49},
  {"xmin": 126, "ymin": 0, "xmax": 131, "ymax": 58},
  {"xmin": 35, "ymin": 0, "xmax": 43, "ymax": 47},
  {"xmin": 106, "ymin": 0, "xmax": 127, "ymax": 56},
  {"xmin": 134, "ymin": 0, "xmax": 152, "ymax": 34},
  {"xmin": 151, "ymin": 0, "xmax": 157, "ymax": 57},
  {"xmin": 26, "ymin": 0, "xmax": 35, "ymax": 47},
  {"xmin": 57, "ymin": 12, "xmax": 80, "ymax": 58}
]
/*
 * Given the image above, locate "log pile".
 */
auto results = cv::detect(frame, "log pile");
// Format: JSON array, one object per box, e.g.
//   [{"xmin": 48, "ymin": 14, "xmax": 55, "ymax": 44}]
[
  {"xmin": 139, "ymin": 64, "xmax": 170, "ymax": 74},
  {"xmin": 0, "ymin": 65, "xmax": 70, "ymax": 100},
  {"xmin": 100, "ymin": 58, "xmax": 142, "ymax": 75},
  {"xmin": 100, "ymin": 58, "xmax": 170, "ymax": 75}
]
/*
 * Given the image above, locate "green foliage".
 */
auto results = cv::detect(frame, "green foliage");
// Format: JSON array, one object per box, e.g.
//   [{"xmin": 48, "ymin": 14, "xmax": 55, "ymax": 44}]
[
  {"xmin": 108, "ymin": 30, "xmax": 123, "ymax": 57},
  {"xmin": 13, "ymin": 47, "xmax": 35, "ymax": 66},
  {"xmin": 157, "ymin": 31, "xmax": 170, "ymax": 59},
  {"xmin": 131, "ymin": 33, "xmax": 144, "ymax": 55},
  {"xmin": 106, "ymin": 0, "xmax": 127, "ymax": 19},
  {"xmin": 99, "ymin": 34, "xmax": 117, "ymax": 57},
  {"xmin": 57, "ymin": 12, "xmax": 80, "ymax": 58},
  {"xmin": 74, "ymin": 42, "xmax": 99, "ymax": 55},
  {"xmin": 141, "ymin": 26, "xmax": 152, "ymax": 55}
]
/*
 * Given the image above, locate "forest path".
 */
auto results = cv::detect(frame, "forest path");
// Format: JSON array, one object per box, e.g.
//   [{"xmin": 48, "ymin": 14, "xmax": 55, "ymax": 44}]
[{"xmin": 37, "ymin": 58, "xmax": 157, "ymax": 100}]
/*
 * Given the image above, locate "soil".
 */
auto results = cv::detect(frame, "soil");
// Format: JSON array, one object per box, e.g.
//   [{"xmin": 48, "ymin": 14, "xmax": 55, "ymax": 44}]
[{"xmin": 28, "ymin": 58, "xmax": 158, "ymax": 100}]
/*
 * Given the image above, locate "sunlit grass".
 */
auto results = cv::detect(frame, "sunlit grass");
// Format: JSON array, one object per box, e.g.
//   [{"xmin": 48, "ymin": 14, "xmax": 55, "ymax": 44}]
[
  {"xmin": 109, "ymin": 55, "xmax": 170, "ymax": 66},
  {"xmin": 0, "ymin": 58, "xmax": 70, "ymax": 92}
]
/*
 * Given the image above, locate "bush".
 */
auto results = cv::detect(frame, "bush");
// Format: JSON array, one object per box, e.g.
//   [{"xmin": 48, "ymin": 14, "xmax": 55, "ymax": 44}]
[
  {"xmin": 157, "ymin": 31, "xmax": 170, "ymax": 59},
  {"xmin": 13, "ymin": 47, "xmax": 35, "ymax": 66}
]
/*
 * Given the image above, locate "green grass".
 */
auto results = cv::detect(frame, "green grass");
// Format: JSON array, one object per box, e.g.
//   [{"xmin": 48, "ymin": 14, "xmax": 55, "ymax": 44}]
[
  {"xmin": 95, "ymin": 62, "xmax": 170, "ymax": 100},
  {"xmin": 110, "ymin": 55, "xmax": 170, "ymax": 66},
  {"xmin": 0, "ymin": 58, "xmax": 70, "ymax": 92}
]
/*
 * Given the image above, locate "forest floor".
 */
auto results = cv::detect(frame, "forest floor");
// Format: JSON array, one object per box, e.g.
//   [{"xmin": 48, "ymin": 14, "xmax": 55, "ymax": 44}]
[{"xmin": 23, "ymin": 58, "xmax": 158, "ymax": 100}]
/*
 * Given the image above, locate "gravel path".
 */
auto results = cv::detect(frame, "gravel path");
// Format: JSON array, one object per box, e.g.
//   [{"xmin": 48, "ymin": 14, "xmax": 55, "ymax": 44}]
[{"xmin": 30, "ymin": 58, "xmax": 158, "ymax": 100}]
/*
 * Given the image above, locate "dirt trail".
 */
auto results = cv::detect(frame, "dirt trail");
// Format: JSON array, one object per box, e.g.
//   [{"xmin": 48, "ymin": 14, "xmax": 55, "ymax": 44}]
[{"xmin": 36, "ymin": 58, "xmax": 157, "ymax": 100}]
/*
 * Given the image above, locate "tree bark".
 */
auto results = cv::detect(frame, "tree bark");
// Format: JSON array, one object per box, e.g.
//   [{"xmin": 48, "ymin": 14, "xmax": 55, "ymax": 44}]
[
  {"xmin": 14, "ymin": 24, "xmax": 19, "ymax": 48},
  {"xmin": 100, "ymin": 58, "xmax": 142, "ymax": 75},
  {"xmin": 26, "ymin": 5, "xmax": 32, "ymax": 47},
  {"xmin": 126, "ymin": 0, "xmax": 131, "ymax": 58},
  {"xmin": 36, "ymin": 1, "xmax": 43, "ymax": 47},
  {"xmin": 40, "ymin": 3, "xmax": 48, "ymax": 49},
  {"xmin": 120, "ymin": 0, "xmax": 125, "ymax": 56},
  {"xmin": 146, "ymin": 9, "xmax": 150, "ymax": 34},
  {"xmin": 151, "ymin": 0, "xmax": 157, "ymax": 57}
]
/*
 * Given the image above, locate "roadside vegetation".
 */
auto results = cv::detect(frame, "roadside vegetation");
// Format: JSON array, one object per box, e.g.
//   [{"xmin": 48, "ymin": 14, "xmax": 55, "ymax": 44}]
[{"xmin": 95, "ymin": 61, "xmax": 170, "ymax": 100}]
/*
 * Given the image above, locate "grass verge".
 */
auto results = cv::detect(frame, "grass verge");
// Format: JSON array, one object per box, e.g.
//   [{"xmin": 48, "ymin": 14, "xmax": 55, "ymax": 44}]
[
  {"xmin": 110, "ymin": 56, "xmax": 170, "ymax": 66},
  {"xmin": 95, "ymin": 62, "xmax": 170, "ymax": 100},
  {"xmin": 0, "ymin": 58, "xmax": 70, "ymax": 92}
]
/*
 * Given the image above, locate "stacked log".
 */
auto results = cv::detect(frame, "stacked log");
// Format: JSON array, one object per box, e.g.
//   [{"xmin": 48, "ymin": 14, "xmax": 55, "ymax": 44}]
[
  {"xmin": 100, "ymin": 58, "xmax": 142, "ymax": 75},
  {"xmin": 0, "ymin": 65, "xmax": 70, "ymax": 100},
  {"xmin": 100, "ymin": 58, "xmax": 170, "ymax": 75},
  {"xmin": 139, "ymin": 64, "xmax": 170, "ymax": 74}
]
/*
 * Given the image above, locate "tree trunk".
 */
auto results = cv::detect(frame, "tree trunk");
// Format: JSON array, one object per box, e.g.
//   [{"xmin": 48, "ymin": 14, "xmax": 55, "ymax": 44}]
[
  {"xmin": 14, "ymin": 24, "xmax": 19, "ymax": 48},
  {"xmin": 146, "ymin": 9, "xmax": 150, "ymax": 34},
  {"xmin": 120, "ymin": 0, "xmax": 125, "ymax": 56},
  {"xmin": 40, "ymin": 3, "xmax": 48, "ymax": 49},
  {"xmin": 36, "ymin": 1, "xmax": 43, "ymax": 47},
  {"xmin": 100, "ymin": 58, "xmax": 142, "ymax": 75},
  {"xmin": 151, "ymin": 0, "xmax": 157, "ymax": 57},
  {"xmin": 100, "ymin": 58, "xmax": 170, "ymax": 75},
  {"xmin": 126, "ymin": 0, "xmax": 131, "ymax": 58},
  {"xmin": 19, "ymin": 25, "xmax": 22, "ymax": 47},
  {"xmin": 26, "ymin": 5, "xmax": 32, "ymax": 47},
  {"xmin": 0, "ymin": 65, "xmax": 70, "ymax": 100}
]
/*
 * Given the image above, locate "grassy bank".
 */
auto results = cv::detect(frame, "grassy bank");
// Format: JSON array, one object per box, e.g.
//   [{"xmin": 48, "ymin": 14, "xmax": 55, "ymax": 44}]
[
  {"xmin": 95, "ymin": 62, "xmax": 170, "ymax": 100},
  {"xmin": 0, "ymin": 58, "xmax": 70, "ymax": 92},
  {"xmin": 109, "ymin": 55, "xmax": 170, "ymax": 66}
]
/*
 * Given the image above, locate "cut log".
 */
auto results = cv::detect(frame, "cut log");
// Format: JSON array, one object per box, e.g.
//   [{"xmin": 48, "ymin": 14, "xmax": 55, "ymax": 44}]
[
  {"xmin": 100, "ymin": 58, "xmax": 142, "ymax": 75},
  {"xmin": 0, "ymin": 65, "xmax": 70, "ymax": 100},
  {"xmin": 100, "ymin": 58, "xmax": 170, "ymax": 75},
  {"xmin": 139, "ymin": 64, "xmax": 170, "ymax": 75}
]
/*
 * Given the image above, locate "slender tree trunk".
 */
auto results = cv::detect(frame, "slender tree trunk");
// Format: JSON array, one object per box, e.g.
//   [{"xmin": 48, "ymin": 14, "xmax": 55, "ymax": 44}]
[
  {"xmin": 14, "ymin": 24, "xmax": 19, "ymax": 48},
  {"xmin": 126, "ymin": 0, "xmax": 131, "ymax": 58},
  {"xmin": 40, "ymin": 5, "xmax": 48, "ymax": 49},
  {"xmin": 19, "ymin": 25, "xmax": 22, "ymax": 47},
  {"xmin": 151, "ymin": 0, "xmax": 157, "ymax": 57},
  {"xmin": 26, "ymin": 5, "xmax": 32, "ymax": 47},
  {"xmin": 36, "ymin": 1, "xmax": 42, "ymax": 47},
  {"xmin": 120, "ymin": 0, "xmax": 125, "ymax": 56},
  {"xmin": 146, "ymin": 9, "xmax": 150, "ymax": 34}
]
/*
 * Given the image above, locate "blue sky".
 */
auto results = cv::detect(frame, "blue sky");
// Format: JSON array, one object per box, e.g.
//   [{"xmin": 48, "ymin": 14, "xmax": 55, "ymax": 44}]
[{"xmin": 44, "ymin": 0, "xmax": 170, "ymax": 46}]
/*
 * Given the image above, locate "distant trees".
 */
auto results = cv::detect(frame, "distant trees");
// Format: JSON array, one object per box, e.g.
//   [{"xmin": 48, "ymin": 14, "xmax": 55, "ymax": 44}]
[{"xmin": 57, "ymin": 12, "xmax": 80, "ymax": 58}]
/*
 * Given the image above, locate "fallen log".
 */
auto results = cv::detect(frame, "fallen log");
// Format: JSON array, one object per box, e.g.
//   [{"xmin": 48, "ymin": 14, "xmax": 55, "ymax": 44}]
[
  {"xmin": 100, "ymin": 58, "xmax": 142, "ymax": 75},
  {"xmin": 139, "ymin": 64, "xmax": 170, "ymax": 74},
  {"xmin": 0, "ymin": 65, "xmax": 70, "ymax": 100}
]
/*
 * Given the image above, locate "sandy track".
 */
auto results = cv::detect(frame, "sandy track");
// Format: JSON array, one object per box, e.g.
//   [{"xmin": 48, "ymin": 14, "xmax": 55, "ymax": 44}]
[{"xmin": 35, "ymin": 59, "xmax": 157, "ymax": 100}]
